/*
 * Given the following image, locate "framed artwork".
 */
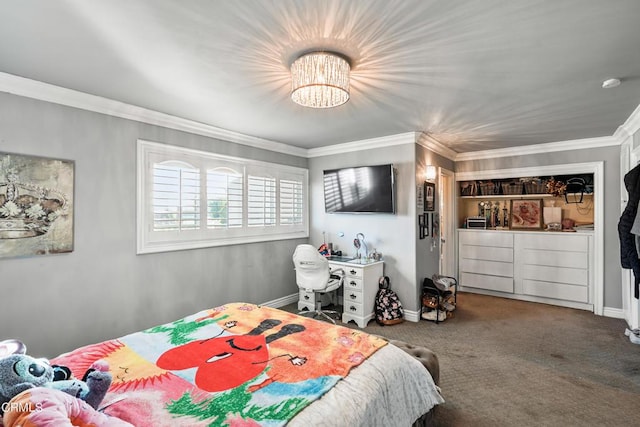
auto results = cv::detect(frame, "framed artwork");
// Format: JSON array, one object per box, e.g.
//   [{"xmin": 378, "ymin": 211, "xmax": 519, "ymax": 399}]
[
  {"xmin": 418, "ymin": 213, "xmax": 429, "ymax": 239},
  {"xmin": 0, "ymin": 152, "xmax": 74, "ymax": 258},
  {"xmin": 416, "ymin": 184, "xmax": 424, "ymax": 211},
  {"xmin": 509, "ymin": 199, "xmax": 543, "ymax": 230},
  {"xmin": 424, "ymin": 182, "xmax": 435, "ymax": 211},
  {"xmin": 431, "ymin": 213, "xmax": 439, "ymax": 237}
]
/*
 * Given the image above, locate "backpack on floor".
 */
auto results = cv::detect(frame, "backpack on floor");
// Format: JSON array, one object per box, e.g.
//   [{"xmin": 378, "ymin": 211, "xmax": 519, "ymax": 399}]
[{"xmin": 374, "ymin": 276, "xmax": 404, "ymax": 326}]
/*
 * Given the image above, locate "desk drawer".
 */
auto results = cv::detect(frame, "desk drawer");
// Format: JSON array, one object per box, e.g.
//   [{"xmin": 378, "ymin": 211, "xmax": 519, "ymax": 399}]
[
  {"xmin": 344, "ymin": 289, "xmax": 363, "ymax": 304},
  {"xmin": 344, "ymin": 277, "xmax": 363, "ymax": 291},
  {"xmin": 344, "ymin": 301, "xmax": 364, "ymax": 316},
  {"xmin": 299, "ymin": 290, "xmax": 315, "ymax": 304}
]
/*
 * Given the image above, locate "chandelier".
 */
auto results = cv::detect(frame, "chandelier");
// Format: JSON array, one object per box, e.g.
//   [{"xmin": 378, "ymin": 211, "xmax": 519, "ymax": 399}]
[{"xmin": 290, "ymin": 52, "xmax": 350, "ymax": 108}]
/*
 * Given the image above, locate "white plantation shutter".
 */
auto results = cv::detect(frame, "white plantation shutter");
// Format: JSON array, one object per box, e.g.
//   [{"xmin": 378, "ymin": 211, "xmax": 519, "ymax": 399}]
[
  {"xmin": 248, "ymin": 175, "xmax": 276, "ymax": 227},
  {"xmin": 280, "ymin": 178, "xmax": 304, "ymax": 225},
  {"xmin": 152, "ymin": 162, "xmax": 200, "ymax": 231},
  {"xmin": 138, "ymin": 140, "xmax": 308, "ymax": 253},
  {"xmin": 207, "ymin": 168, "xmax": 243, "ymax": 229}
]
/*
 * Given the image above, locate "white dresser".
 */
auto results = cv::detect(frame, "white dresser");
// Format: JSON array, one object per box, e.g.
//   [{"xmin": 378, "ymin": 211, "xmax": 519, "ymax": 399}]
[
  {"xmin": 459, "ymin": 231, "xmax": 514, "ymax": 293},
  {"xmin": 458, "ymin": 229, "xmax": 593, "ymax": 310},
  {"xmin": 515, "ymin": 233, "xmax": 591, "ymax": 304}
]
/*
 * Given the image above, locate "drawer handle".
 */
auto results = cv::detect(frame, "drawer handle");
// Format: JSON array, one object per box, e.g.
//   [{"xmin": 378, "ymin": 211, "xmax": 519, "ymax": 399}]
[
  {"xmin": 304, "ymin": 295, "xmax": 309, "ymax": 300},
  {"xmin": 350, "ymin": 293, "xmax": 357, "ymax": 299},
  {"xmin": 350, "ymin": 269, "xmax": 357, "ymax": 275},
  {"xmin": 349, "ymin": 281, "xmax": 357, "ymax": 287},
  {"xmin": 349, "ymin": 306, "xmax": 357, "ymax": 311}
]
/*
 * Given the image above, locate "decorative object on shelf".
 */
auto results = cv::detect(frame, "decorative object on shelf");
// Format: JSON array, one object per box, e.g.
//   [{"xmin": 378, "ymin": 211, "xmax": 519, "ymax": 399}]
[
  {"xmin": 501, "ymin": 179, "xmax": 522, "ymax": 195},
  {"xmin": 564, "ymin": 177, "xmax": 586, "ymax": 204},
  {"xmin": 562, "ymin": 218, "xmax": 576, "ymax": 231},
  {"xmin": 424, "ymin": 182, "xmax": 435, "ymax": 211},
  {"xmin": 478, "ymin": 180, "xmax": 497, "ymax": 196},
  {"xmin": 0, "ymin": 152, "xmax": 74, "ymax": 258},
  {"xmin": 509, "ymin": 199, "xmax": 543, "ymax": 230},
  {"xmin": 523, "ymin": 178, "xmax": 546, "ymax": 194},
  {"xmin": 459, "ymin": 181, "xmax": 477, "ymax": 196},
  {"xmin": 290, "ymin": 51, "xmax": 350, "ymax": 109},
  {"xmin": 545, "ymin": 177, "xmax": 567, "ymax": 197}
]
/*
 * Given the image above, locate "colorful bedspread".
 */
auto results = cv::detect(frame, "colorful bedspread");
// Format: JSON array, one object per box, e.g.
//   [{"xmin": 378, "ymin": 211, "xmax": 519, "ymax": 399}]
[{"xmin": 51, "ymin": 303, "xmax": 387, "ymax": 427}]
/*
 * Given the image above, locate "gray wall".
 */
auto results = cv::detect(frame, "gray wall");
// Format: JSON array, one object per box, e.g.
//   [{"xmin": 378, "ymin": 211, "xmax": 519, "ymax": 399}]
[
  {"xmin": 456, "ymin": 145, "xmax": 622, "ymax": 309},
  {"xmin": 0, "ymin": 92, "xmax": 307, "ymax": 357},
  {"xmin": 415, "ymin": 145, "xmax": 456, "ymax": 301},
  {"xmin": 308, "ymin": 144, "xmax": 420, "ymax": 311}
]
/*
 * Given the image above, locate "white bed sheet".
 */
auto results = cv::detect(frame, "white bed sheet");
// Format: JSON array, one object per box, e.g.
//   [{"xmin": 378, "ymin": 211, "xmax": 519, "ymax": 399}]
[{"xmin": 289, "ymin": 343, "xmax": 444, "ymax": 426}]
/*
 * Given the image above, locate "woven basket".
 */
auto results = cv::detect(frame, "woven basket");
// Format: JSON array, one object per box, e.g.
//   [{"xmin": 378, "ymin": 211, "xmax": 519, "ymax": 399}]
[
  {"xmin": 524, "ymin": 180, "xmax": 546, "ymax": 194},
  {"xmin": 478, "ymin": 182, "xmax": 497, "ymax": 196},
  {"xmin": 501, "ymin": 181, "xmax": 522, "ymax": 195},
  {"xmin": 459, "ymin": 181, "xmax": 477, "ymax": 196}
]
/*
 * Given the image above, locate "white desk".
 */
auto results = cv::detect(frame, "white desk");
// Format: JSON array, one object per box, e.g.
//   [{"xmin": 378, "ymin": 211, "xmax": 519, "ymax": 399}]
[{"xmin": 332, "ymin": 258, "xmax": 384, "ymax": 328}]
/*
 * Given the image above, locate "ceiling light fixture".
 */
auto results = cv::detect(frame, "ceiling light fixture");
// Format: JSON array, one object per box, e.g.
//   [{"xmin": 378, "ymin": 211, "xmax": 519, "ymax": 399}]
[
  {"xmin": 602, "ymin": 78, "xmax": 621, "ymax": 89},
  {"xmin": 290, "ymin": 51, "xmax": 350, "ymax": 108}
]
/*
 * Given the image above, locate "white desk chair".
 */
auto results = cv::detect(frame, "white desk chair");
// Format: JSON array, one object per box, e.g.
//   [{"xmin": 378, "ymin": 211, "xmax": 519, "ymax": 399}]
[{"xmin": 293, "ymin": 244, "xmax": 345, "ymax": 323}]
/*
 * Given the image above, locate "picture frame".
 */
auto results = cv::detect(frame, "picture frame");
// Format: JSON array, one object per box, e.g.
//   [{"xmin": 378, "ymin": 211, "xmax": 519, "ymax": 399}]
[
  {"xmin": 509, "ymin": 199, "xmax": 543, "ymax": 230},
  {"xmin": 418, "ymin": 213, "xmax": 429, "ymax": 239},
  {"xmin": 0, "ymin": 151, "xmax": 74, "ymax": 258},
  {"xmin": 431, "ymin": 212, "xmax": 439, "ymax": 237},
  {"xmin": 416, "ymin": 184, "xmax": 424, "ymax": 211},
  {"xmin": 424, "ymin": 182, "xmax": 435, "ymax": 211}
]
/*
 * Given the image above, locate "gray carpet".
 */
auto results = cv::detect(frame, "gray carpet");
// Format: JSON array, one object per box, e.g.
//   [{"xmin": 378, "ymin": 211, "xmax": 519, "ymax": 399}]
[{"xmin": 284, "ymin": 292, "xmax": 640, "ymax": 426}]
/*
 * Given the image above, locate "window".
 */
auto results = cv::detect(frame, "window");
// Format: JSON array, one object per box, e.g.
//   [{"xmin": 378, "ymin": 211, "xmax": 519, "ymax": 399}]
[{"xmin": 137, "ymin": 140, "xmax": 308, "ymax": 254}]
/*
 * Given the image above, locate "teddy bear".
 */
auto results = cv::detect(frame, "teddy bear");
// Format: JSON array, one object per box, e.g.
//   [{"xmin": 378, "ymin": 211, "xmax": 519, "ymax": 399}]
[{"xmin": 0, "ymin": 339, "xmax": 112, "ymax": 413}]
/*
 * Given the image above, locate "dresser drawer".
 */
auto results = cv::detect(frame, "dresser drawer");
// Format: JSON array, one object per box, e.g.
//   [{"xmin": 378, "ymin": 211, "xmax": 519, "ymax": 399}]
[
  {"xmin": 460, "ymin": 258, "xmax": 513, "ymax": 277},
  {"xmin": 460, "ymin": 244, "xmax": 513, "ymax": 263},
  {"xmin": 523, "ymin": 279, "xmax": 588, "ymax": 303},
  {"xmin": 343, "ymin": 301, "xmax": 364, "ymax": 316},
  {"xmin": 518, "ymin": 234, "xmax": 588, "ymax": 252},
  {"xmin": 344, "ymin": 277, "xmax": 363, "ymax": 291},
  {"xmin": 460, "ymin": 272, "xmax": 514, "ymax": 293},
  {"xmin": 521, "ymin": 249, "xmax": 588, "ymax": 269},
  {"xmin": 460, "ymin": 231, "xmax": 513, "ymax": 248},
  {"xmin": 522, "ymin": 264, "xmax": 588, "ymax": 286}
]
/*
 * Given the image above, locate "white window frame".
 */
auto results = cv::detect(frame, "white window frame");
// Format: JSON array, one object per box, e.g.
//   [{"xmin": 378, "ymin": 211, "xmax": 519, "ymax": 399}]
[{"xmin": 137, "ymin": 140, "xmax": 309, "ymax": 254}]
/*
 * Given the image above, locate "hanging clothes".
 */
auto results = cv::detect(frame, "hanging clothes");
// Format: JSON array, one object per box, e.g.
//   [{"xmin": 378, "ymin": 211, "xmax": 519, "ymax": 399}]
[{"xmin": 618, "ymin": 163, "xmax": 640, "ymax": 299}]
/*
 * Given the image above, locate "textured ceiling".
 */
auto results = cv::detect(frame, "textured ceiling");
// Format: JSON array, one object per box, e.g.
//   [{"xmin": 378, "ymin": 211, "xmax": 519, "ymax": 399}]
[{"xmin": 1, "ymin": 0, "xmax": 639, "ymax": 153}]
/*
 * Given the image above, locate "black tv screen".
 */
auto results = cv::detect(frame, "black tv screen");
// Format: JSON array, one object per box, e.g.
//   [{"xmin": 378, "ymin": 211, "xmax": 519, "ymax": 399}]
[{"xmin": 323, "ymin": 164, "xmax": 396, "ymax": 213}]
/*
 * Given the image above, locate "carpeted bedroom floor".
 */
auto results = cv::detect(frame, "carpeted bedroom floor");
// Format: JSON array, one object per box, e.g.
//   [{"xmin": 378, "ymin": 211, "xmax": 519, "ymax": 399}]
[{"xmin": 282, "ymin": 292, "xmax": 640, "ymax": 426}]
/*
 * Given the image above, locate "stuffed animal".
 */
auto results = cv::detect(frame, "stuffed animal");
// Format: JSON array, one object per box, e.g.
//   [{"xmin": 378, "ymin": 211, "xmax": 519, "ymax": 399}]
[
  {"xmin": 0, "ymin": 339, "xmax": 132, "ymax": 427},
  {"xmin": 0, "ymin": 339, "xmax": 110, "ymax": 413}
]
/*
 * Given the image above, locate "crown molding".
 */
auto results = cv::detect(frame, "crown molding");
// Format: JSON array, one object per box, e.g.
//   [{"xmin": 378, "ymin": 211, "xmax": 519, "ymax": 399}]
[
  {"xmin": 416, "ymin": 132, "xmax": 458, "ymax": 161},
  {"xmin": 614, "ymin": 103, "xmax": 640, "ymax": 141},
  {"xmin": 0, "ymin": 72, "xmax": 308, "ymax": 158},
  {"xmin": 306, "ymin": 132, "xmax": 418, "ymax": 158},
  {"xmin": 455, "ymin": 135, "xmax": 620, "ymax": 162}
]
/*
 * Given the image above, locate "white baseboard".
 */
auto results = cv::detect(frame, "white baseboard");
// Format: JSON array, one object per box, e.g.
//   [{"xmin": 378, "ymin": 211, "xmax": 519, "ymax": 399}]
[
  {"xmin": 261, "ymin": 293, "xmax": 299, "ymax": 308},
  {"xmin": 603, "ymin": 306, "xmax": 625, "ymax": 319},
  {"xmin": 403, "ymin": 309, "xmax": 421, "ymax": 322}
]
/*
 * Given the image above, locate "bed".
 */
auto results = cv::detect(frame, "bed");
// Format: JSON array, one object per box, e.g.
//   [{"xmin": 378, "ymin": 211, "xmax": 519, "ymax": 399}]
[{"xmin": 44, "ymin": 303, "xmax": 443, "ymax": 426}]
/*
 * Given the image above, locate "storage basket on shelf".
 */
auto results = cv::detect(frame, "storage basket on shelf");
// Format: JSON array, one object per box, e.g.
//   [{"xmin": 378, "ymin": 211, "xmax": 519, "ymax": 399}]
[
  {"xmin": 459, "ymin": 181, "xmax": 477, "ymax": 196},
  {"xmin": 478, "ymin": 181, "xmax": 497, "ymax": 196},
  {"xmin": 524, "ymin": 179, "xmax": 546, "ymax": 194},
  {"xmin": 500, "ymin": 180, "xmax": 523, "ymax": 195}
]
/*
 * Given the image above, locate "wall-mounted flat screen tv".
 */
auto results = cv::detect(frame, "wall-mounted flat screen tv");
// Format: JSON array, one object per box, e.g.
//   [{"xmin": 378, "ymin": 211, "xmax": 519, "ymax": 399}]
[{"xmin": 323, "ymin": 164, "xmax": 396, "ymax": 213}]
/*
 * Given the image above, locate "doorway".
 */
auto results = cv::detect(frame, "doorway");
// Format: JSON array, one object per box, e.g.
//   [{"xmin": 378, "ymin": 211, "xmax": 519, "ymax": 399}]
[{"xmin": 439, "ymin": 167, "xmax": 455, "ymax": 277}]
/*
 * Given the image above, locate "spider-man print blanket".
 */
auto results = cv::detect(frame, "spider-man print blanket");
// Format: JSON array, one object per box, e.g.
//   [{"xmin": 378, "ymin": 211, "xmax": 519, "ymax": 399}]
[{"xmin": 51, "ymin": 303, "xmax": 387, "ymax": 427}]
